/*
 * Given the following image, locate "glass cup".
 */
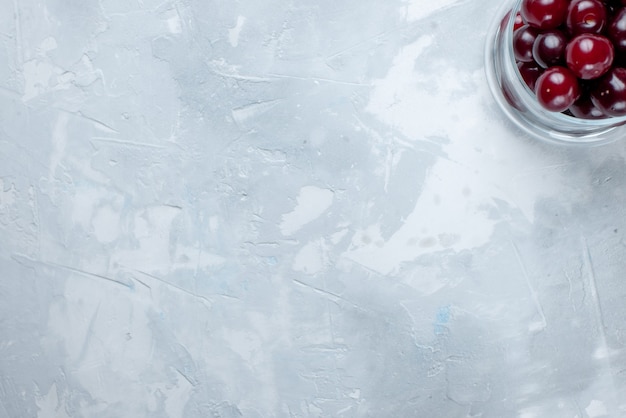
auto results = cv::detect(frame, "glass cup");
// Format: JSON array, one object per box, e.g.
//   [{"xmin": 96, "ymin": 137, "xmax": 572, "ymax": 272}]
[{"xmin": 485, "ymin": 0, "xmax": 626, "ymax": 145}]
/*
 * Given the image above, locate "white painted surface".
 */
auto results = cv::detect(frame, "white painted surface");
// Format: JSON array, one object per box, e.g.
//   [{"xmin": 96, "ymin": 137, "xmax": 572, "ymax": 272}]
[{"xmin": 2, "ymin": 0, "xmax": 626, "ymax": 417}]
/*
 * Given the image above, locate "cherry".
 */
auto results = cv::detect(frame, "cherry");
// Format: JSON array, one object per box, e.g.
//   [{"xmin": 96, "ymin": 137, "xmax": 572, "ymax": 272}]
[
  {"xmin": 566, "ymin": 34, "xmax": 614, "ymax": 79},
  {"xmin": 605, "ymin": 0, "xmax": 624, "ymax": 14},
  {"xmin": 518, "ymin": 61, "xmax": 544, "ymax": 90},
  {"xmin": 514, "ymin": 25, "xmax": 540, "ymax": 62},
  {"xmin": 590, "ymin": 67, "xmax": 626, "ymax": 115},
  {"xmin": 535, "ymin": 66, "xmax": 581, "ymax": 111},
  {"xmin": 521, "ymin": 0, "xmax": 569, "ymax": 29},
  {"xmin": 569, "ymin": 94, "xmax": 608, "ymax": 118},
  {"xmin": 515, "ymin": 12, "xmax": 525, "ymax": 30},
  {"xmin": 532, "ymin": 29, "xmax": 567, "ymax": 67},
  {"xmin": 608, "ymin": 7, "xmax": 626, "ymax": 53},
  {"xmin": 566, "ymin": 0, "xmax": 608, "ymax": 35},
  {"xmin": 502, "ymin": 11, "xmax": 527, "ymax": 33}
]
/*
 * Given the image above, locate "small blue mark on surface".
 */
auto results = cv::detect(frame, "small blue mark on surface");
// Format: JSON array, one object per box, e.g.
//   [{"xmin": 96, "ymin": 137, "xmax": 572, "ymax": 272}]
[
  {"xmin": 434, "ymin": 305, "xmax": 451, "ymax": 335},
  {"xmin": 265, "ymin": 256, "xmax": 278, "ymax": 266},
  {"xmin": 436, "ymin": 305, "xmax": 451, "ymax": 323}
]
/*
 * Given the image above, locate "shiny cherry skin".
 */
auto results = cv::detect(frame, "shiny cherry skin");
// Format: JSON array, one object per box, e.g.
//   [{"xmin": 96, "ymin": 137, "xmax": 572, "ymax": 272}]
[
  {"xmin": 569, "ymin": 94, "xmax": 608, "ymax": 118},
  {"xmin": 502, "ymin": 11, "xmax": 526, "ymax": 32},
  {"xmin": 517, "ymin": 61, "xmax": 544, "ymax": 90},
  {"xmin": 535, "ymin": 66, "xmax": 581, "ymax": 111},
  {"xmin": 521, "ymin": 0, "xmax": 569, "ymax": 29},
  {"xmin": 565, "ymin": 34, "xmax": 614, "ymax": 79},
  {"xmin": 566, "ymin": 0, "xmax": 607, "ymax": 35},
  {"xmin": 532, "ymin": 29, "xmax": 567, "ymax": 67},
  {"xmin": 514, "ymin": 25, "xmax": 540, "ymax": 62},
  {"xmin": 514, "ymin": 12, "xmax": 525, "ymax": 30},
  {"xmin": 608, "ymin": 7, "xmax": 626, "ymax": 53},
  {"xmin": 590, "ymin": 67, "xmax": 626, "ymax": 116},
  {"xmin": 606, "ymin": 0, "xmax": 623, "ymax": 14}
]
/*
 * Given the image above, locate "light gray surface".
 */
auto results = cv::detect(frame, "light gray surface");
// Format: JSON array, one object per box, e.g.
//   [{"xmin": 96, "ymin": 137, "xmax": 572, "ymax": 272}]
[{"xmin": 2, "ymin": 0, "xmax": 626, "ymax": 417}]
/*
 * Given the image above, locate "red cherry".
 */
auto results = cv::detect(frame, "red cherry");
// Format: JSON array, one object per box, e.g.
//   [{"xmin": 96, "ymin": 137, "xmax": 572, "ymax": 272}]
[
  {"xmin": 608, "ymin": 7, "xmax": 626, "ymax": 53},
  {"xmin": 590, "ymin": 67, "xmax": 626, "ymax": 115},
  {"xmin": 535, "ymin": 66, "xmax": 581, "ymax": 112},
  {"xmin": 532, "ymin": 29, "xmax": 568, "ymax": 67},
  {"xmin": 569, "ymin": 94, "xmax": 609, "ymax": 118},
  {"xmin": 517, "ymin": 61, "xmax": 544, "ymax": 90},
  {"xmin": 521, "ymin": 0, "xmax": 569, "ymax": 29},
  {"xmin": 514, "ymin": 12, "xmax": 525, "ymax": 30},
  {"xmin": 514, "ymin": 25, "xmax": 540, "ymax": 62},
  {"xmin": 605, "ymin": 1, "xmax": 623, "ymax": 14},
  {"xmin": 566, "ymin": 0, "xmax": 607, "ymax": 35},
  {"xmin": 503, "ymin": 11, "xmax": 527, "ymax": 32},
  {"xmin": 565, "ymin": 34, "xmax": 614, "ymax": 79}
]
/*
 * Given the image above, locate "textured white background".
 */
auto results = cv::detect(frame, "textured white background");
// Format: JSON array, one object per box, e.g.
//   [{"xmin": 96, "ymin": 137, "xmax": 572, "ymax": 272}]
[{"xmin": 2, "ymin": 0, "xmax": 626, "ymax": 416}]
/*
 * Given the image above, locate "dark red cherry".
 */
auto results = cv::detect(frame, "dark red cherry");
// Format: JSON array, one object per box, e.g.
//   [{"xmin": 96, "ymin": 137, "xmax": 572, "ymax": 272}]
[
  {"xmin": 535, "ymin": 66, "xmax": 581, "ymax": 111},
  {"xmin": 603, "ymin": 0, "xmax": 621, "ymax": 9},
  {"xmin": 566, "ymin": 34, "xmax": 614, "ymax": 79},
  {"xmin": 521, "ymin": 0, "xmax": 569, "ymax": 29},
  {"xmin": 608, "ymin": 8, "xmax": 626, "ymax": 53},
  {"xmin": 514, "ymin": 12, "xmax": 525, "ymax": 30},
  {"xmin": 514, "ymin": 25, "xmax": 540, "ymax": 62},
  {"xmin": 569, "ymin": 94, "xmax": 609, "ymax": 118},
  {"xmin": 532, "ymin": 29, "xmax": 567, "ymax": 67},
  {"xmin": 566, "ymin": 0, "xmax": 607, "ymax": 35},
  {"xmin": 590, "ymin": 67, "xmax": 626, "ymax": 115},
  {"xmin": 517, "ymin": 61, "xmax": 544, "ymax": 90},
  {"xmin": 605, "ymin": 0, "xmax": 624, "ymax": 14},
  {"xmin": 503, "ymin": 11, "xmax": 526, "ymax": 32}
]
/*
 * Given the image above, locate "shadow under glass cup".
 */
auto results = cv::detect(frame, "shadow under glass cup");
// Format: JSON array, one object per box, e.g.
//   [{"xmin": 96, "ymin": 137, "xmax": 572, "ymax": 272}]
[{"xmin": 485, "ymin": 0, "xmax": 626, "ymax": 145}]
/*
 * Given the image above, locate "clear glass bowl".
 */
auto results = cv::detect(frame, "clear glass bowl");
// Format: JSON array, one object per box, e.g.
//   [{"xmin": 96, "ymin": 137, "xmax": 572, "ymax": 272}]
[{"xmin": 485, "ymin": 0, "xmax": 626, "ymax": 145}]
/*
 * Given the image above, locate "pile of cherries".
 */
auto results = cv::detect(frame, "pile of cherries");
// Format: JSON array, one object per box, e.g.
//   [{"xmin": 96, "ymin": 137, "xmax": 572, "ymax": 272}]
[{"xmin": 512, "ymin": 0, "xmax": 626, "ymax": 118}]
